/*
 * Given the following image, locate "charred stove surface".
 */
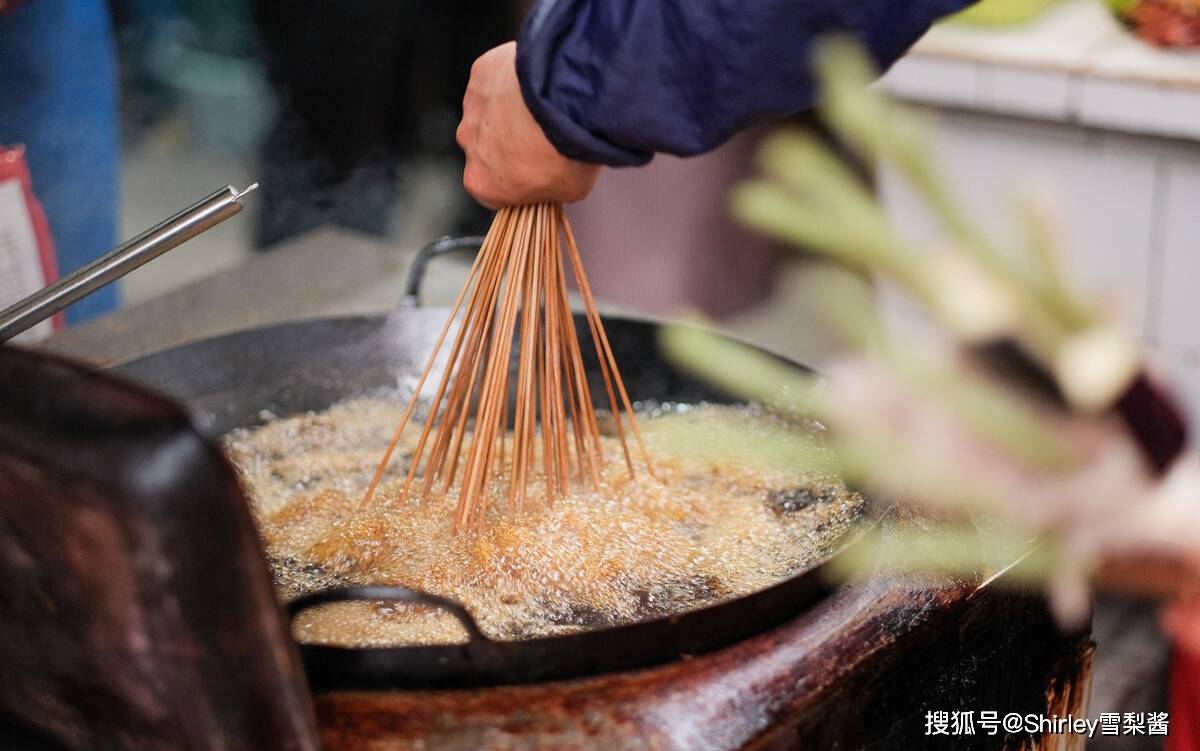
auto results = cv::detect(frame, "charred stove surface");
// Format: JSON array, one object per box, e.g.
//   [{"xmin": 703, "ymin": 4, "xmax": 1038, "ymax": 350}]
[{"xmin": 315, "ymin": 575, "xmax": 1091, "ymax": 751}]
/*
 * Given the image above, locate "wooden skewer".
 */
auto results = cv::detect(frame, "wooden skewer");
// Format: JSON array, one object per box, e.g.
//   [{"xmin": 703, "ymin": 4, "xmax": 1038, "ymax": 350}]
[
  {"xmin": 358, "ymin": 232, "xmax": 493, "ymax": 509},
  {"xmin": 562, "ymin": 218, "xmax": 656, "ymax": 480},
  {"xmin": 362, "ymin": 204, "xmax": 651, "ymax": 532}
]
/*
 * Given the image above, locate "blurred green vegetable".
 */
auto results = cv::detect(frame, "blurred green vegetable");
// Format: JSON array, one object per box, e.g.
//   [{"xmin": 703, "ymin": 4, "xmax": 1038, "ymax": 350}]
[{"xmin": 658, "ymin": 36, "xmax": 1139, "ymax": 591}]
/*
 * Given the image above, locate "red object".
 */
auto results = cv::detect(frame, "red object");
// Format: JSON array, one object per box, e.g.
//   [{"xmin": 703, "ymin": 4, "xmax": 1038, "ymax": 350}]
[
  {"xmin": 1168, "ymin": 649, "xmax": 1200, "ymax": 751},
  {"xmin": 1128, "ymin": 1, "xmax": 1200, "ymax": 47},
  {"xmin": 1, "ymin": 145, "xmax": 63, "ymax": 332}
]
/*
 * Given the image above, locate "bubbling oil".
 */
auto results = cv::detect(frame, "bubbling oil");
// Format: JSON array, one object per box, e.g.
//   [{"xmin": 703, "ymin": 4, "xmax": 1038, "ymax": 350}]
[{"xmin": 224, "ymin": 398, "xmax": 864, "ymax": 647}]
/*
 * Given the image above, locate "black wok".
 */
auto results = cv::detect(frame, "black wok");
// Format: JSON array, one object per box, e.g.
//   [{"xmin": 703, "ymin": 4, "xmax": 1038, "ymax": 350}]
[{"xmin": 109, "ymin": 237, "xmax": 869, "ymax": 691}]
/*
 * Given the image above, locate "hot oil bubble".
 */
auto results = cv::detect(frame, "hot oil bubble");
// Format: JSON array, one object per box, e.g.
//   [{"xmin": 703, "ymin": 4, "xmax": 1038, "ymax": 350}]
[{"xmin": 224, "ymin": 400, "xmax": 865, "ymax": 647}]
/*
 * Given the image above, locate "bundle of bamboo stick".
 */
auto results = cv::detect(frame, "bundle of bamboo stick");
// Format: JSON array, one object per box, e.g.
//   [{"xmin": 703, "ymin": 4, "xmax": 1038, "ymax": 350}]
[{"xmin": 363, "ymin": 204, "xmax": 651, "ymax": 532}]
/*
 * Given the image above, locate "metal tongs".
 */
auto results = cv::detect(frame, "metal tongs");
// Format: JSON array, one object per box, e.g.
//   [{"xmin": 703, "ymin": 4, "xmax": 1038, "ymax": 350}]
[{"xmin": 0, "ymin": 183, "xmax": 258, "ymax": 341}]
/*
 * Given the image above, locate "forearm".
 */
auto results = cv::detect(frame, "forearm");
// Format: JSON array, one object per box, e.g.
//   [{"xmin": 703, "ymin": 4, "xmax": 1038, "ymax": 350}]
[{"xmin": 517, "ymin": 0, "xmax": 974, "ymax": 166}]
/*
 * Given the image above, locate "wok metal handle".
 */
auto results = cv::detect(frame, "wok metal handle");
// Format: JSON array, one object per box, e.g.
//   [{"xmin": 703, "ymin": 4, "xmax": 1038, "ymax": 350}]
[
  {"xmin": 402, "ymin": 235, "xmax": 485, "ymax": 307},
  {"xmin": 287, "ymin": 585, "xmax": 494, "ymax": 647},
  {"xmin": 0, "ymin": 184, "xmax": 258, "ymax": 342}
]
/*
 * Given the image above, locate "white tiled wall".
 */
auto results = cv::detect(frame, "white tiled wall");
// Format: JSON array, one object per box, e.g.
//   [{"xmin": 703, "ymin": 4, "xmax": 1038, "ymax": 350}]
[
  {"xmin": 882, "ymin": 56, "xmax": 984, "ymax": 110},
  {"xmin": 1158, "ymin": 151, "xmax": 1200, "ymax": 417},
  {"xmin": 883, "ymin": 0, "xmax": 1200, "ymax": 143},
  {"xmin": 1078, "ymin": 76, "xmax": 1200, "ymax": 144},
  {"xmin": 1158, "ymin": 153, "xmax": 1200, "ymax": 353},
  {"xmin": 989, "ymin": 66, "xmax": 1073, "ymax": 121},
  {"xmin": 881, "ymin": 110, "xmax": 1158, "ymax": 331},
  {"xmin": 879, "ymin": 109, "xmax": 1200, "ymax": 422}
]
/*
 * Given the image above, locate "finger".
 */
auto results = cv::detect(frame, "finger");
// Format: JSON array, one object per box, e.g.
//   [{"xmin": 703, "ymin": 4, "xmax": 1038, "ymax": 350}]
[
  {"xmin": 463, "ymin": 160, "xmax": 500, "ymax": 210},
  {"xmin": 455, "ymin": 118, "xmax": 470, "ymax": 151},
  {"xmin": 456, "ymin": 88, "xmax": 478, "ymax": 151}
]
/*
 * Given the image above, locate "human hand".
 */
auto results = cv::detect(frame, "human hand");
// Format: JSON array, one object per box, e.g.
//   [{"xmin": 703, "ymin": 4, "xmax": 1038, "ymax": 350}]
[{"xmin": 457, "ymin": 42, "xmax": 601, "ymax": 209}]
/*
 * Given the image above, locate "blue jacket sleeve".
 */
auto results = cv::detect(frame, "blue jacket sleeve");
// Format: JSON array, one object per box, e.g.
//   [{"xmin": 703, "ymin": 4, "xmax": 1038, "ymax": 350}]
[{"xmin": 516, "ymin": 0, "xmax": 974, "ymax": 166}]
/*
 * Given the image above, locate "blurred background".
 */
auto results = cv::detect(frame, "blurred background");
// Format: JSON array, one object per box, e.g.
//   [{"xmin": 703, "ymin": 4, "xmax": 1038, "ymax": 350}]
[
  {"xmin": 2, "ymin": 0, "xmax": 1195, "ymax": 413},
  {"xmin": 99, "ymin": 0, "xmax": 1200, "ymax": 424},
  {"xmin": 8, "ymin": 0, "xmax": 1198, "ymax": 422},
  {"xmin": 6, "ymin": 1, "xmax": 1199, "ymax": 746},
  {"xmin": 110, "ymin": 0, "xmax": 512, "ymax": 302}
]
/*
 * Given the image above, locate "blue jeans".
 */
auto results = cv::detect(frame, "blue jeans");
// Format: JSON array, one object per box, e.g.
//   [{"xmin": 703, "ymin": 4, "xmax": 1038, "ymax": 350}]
[{"xmin": 0, "ymin": 0, "xmax": 119, "ymax": 324}]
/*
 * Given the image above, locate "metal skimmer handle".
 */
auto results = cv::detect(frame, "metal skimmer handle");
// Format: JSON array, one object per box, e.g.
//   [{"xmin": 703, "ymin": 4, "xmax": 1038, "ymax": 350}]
[{"xmin": 0, "ymin": 183, "xmax": 258, "ymax": 341}]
